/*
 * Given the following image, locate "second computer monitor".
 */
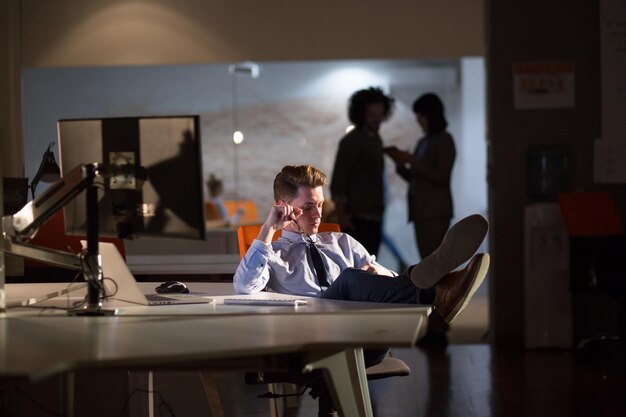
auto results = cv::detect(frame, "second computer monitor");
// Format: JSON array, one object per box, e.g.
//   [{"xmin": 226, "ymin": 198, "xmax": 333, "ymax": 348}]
[{"xmin": 57, "ymin": 115, "xmax": 205, "ymax": 241}]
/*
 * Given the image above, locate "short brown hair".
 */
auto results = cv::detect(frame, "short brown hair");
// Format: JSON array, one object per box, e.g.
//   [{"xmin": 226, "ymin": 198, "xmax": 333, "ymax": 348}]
[{"xmin": 273, "ymin": 165, "xmax": 327, "ymax": 202}]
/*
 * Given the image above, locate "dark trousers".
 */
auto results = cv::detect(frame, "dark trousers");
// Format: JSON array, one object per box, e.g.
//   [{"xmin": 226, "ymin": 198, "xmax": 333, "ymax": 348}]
[
  {"xmin": 413, "ymin": 217, "xmax": 451, "ymax": 334},
  {"xmin": 320, "ymin": 267, "xmax": 435, "ymax": 367},
  {"xmin": 413, "ymin": 217, "xmax": 451, "ymax": 260},
  {"xmin": 320, "ymin": 267, "xmax": 434, "ymax": 304},
  {"xmin": 347, "ymin": 217, "xmax": 382, "ymax": 257}
]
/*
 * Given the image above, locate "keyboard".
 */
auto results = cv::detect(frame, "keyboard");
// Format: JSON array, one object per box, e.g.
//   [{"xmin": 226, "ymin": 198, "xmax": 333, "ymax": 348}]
[{"xmin": 223, "ymin": 298, "xmax": 308, "ymax": 306}]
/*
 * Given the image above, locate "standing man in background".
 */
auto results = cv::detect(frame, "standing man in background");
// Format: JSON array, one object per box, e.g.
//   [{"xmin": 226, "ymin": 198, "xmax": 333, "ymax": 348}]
[{"xmin": 330, "ymin": 87, "xmax": 395, "ymax": 256}]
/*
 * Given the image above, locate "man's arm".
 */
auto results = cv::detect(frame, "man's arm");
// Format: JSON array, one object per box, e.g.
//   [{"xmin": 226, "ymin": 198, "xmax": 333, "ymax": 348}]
[
  {"xmin": 256, "ymin": 203, "xmax": 302, "ymax": 244},
  {"xmin": 330, "ymin": 137, "xmax": 358, "ymax": 231},
  {"xmin": 385, "ymin": 136, "xmax": 456, "ymax": 187},
  {"xmin": 342, "ymin": 233, "xmax": 397, "ymax": 277},
  {"xmin": 233, "ymin": 240, "xmax": 273, "ymax": 294},
  {"xmin": 384, "ymin": 146, "xmax": 412, "ymax": 182},
  {"xmin": 233, "ymin": 203, "xmax": 303, "ymax": 294}
]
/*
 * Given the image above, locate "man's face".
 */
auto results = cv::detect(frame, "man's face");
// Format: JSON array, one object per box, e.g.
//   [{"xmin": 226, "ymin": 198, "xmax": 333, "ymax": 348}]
[
  {"xmin": 283, "ymin": 185, "xmax": 324, "ymax": 235},
  {"xmin": 364, "ymin": 102, "xmax": 386, "ymax": 132}
]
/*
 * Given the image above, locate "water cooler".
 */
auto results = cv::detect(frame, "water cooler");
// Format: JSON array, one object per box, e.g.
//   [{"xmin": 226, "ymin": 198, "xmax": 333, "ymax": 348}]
[{"xmin": 524, "ymin": 203, "xmax": 572, "ymax": 348}]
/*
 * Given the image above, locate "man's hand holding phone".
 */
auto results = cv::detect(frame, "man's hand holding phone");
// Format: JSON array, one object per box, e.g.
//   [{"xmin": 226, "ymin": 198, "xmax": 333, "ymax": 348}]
[{"xmin": 384, "ymin": 146, "xmax": 413, "ymax": 165}]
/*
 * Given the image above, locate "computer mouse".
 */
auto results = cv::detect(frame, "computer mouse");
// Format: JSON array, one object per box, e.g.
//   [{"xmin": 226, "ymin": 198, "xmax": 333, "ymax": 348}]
[{"xmin": 155, "ymin": 280, "xmax": 189, "ymax": 294}]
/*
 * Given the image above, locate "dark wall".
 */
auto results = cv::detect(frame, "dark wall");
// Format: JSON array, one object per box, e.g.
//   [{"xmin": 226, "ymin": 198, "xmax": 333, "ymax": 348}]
[{"xmin": 486, "ymin": 0, "xmax": 626, "ymax": 345}]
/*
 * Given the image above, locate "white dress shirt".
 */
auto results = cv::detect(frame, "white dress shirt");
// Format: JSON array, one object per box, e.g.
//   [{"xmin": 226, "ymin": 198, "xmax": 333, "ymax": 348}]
[{"xmin": 233, "ymin": 229, "xmax": 384, "ymax": 295}]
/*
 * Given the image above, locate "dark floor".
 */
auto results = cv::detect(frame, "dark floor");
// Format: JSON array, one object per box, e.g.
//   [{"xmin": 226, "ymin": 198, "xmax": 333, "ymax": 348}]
[
  {"xmin": 8, "ymin": 289, "xmax": 625, "ymax": 417},
  {"xmin": 148, "ymin": 342, "xmax": 626, "ymax": 417},
  {"xmin": 6, "ymin": 342, "xmax": 626, "ymax": 417}
]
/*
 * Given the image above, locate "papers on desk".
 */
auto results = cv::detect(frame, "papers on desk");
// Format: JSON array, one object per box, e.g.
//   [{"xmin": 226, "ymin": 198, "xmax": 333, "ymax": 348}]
[{"xmin": 223, "ymin": 298, "xmax": 308, "ymax": 307}]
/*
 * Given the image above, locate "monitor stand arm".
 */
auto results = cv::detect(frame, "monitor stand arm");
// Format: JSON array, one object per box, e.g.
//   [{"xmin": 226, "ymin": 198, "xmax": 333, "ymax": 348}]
[{"xmin": 2, "ymin": 163, "xmax": 114, "ymax": 315}]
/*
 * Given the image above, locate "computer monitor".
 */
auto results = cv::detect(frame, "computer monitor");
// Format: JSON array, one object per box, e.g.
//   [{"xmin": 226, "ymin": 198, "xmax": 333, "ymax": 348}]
[{"xmin": 57, "ymin": 115, "xmax": 206, "ymax": 241}]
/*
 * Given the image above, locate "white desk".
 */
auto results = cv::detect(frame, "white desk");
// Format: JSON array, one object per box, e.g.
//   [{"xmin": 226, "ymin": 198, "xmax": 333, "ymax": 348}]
[{"xmin": 1, "ymin": 282, "xmax": 429, "ymax": 417}]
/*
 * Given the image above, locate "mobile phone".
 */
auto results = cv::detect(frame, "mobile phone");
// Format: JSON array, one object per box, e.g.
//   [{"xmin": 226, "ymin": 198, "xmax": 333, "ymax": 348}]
[{"xmin": 383, "ymin": 146, "xmax": 399, "ymax": 154}]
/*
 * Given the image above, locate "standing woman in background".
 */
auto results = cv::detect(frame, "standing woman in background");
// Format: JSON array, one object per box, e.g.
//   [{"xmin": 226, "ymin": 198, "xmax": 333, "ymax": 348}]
[{"xmin": 385, "ymin": 93, "xmax": 456, "ymax": 342}]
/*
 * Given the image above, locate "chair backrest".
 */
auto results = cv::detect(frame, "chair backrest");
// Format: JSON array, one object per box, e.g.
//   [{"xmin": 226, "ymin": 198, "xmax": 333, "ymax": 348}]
[
  {"xmin": 237, "ymin": 223, "xmax": 340, "ymax": 260},
  {"xmin": 26, "ymin": 210, "xmax": 126, "ymax": 267},
  {"xmin": 557, "ymin": 191, "xmax": 625, "ymax": 291},
  {"xmin": 204, "ymin": 201, "xmax": 222, "ymax": 221},
  {"xmin": 224, "ymin": 199, "xmax": 259, "ymax": 224},
  {"xmin": 557, "ymin": 191, "xmax": 624, "ymax": 237}
]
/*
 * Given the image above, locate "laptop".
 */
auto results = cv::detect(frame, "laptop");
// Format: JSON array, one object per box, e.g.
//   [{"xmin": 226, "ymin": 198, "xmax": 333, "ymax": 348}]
[{"xmin": 82, "ymin": 241, "xmax": 214, "ymax": 306}]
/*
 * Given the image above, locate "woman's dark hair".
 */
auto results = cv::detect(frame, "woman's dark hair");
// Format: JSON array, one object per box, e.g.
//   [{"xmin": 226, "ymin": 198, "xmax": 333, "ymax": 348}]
[
  {"xmin": 348, "ymin": 87, "xmax": 395, "ymax": 126},
  {"xmin": 412, "ymin": 93, "xmax": 448, "ymax": 134}
]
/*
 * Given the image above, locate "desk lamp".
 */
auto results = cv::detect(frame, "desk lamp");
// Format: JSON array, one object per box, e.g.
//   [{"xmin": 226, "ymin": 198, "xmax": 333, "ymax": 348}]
[{"xmin": 29, "ymin": 142, "xmax": 61, "ymax": 199}]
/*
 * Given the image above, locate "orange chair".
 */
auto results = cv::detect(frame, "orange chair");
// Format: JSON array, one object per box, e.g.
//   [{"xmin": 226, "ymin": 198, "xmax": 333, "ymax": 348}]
[
  {"xmin": 236, "ymin": 223, "xmax": 340, "ymax": 259},
  {"xmin": 224, "ymin": 199, "xmax": 259, "ymax": 224},
  {"xmin": 28, "ymin": 210, "xmax": 125, "ymax": 257},
  {"xmin": 557, "ymin": 191, "xmax": 626, "ymax": 347},
  {"xmin": 204, "ymin": 201, "xmax": 222, "ymax": 221},
  {"xmin": 557, "ymin": 191, "xmax": 624, "ymax": 237},
  {"xmin": 24, "ymin": 210, "xmax": 126, "ymax": 280}
]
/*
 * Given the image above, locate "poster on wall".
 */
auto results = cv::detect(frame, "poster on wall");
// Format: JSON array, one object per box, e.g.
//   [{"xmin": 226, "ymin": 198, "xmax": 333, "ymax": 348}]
[
  {"xmin": 595, "ymin": 0, "xmax": 626, "ymax": 183},
  {"xmin": 512, "ymin": 62, "xmax": 575, "ymax": 109}
]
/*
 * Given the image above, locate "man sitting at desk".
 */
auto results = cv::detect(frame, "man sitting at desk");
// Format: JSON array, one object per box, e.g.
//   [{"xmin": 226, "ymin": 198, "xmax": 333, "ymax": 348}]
[{"xmin": 233, "ymin": 165, "xmax": 489, "ymax": 345}]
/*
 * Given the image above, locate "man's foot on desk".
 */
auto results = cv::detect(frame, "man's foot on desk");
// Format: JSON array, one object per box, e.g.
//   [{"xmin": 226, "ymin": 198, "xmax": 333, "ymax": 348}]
[
  {"xmin": 409, "ymin": 214, "xmax": 489, "ymax": 289},
  {"xmin": 433, "ymin": 253, "xmax": 490, "ymax": 324}
]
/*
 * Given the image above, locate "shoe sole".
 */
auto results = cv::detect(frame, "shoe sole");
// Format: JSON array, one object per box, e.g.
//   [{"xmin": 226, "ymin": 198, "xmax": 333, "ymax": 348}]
[
  {"xmin": 441, "ymin": 253, "xmax": 490, "ymax": 323},
  {"xmin": 410, "ymin": 214, "xmax": 489, "ymax": 288}
]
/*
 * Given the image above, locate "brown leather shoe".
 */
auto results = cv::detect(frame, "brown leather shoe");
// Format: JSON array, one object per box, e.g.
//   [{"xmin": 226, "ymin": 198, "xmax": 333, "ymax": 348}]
[{"xmin": 433, "ymin": 253, "xmax": 490, "ymax": 323}]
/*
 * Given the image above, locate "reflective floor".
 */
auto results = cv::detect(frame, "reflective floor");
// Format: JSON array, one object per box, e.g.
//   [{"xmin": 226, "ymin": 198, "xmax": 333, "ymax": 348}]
[
  {"xmin": 369, "ymin": 343, "xmax": 626, "ymax": 417},
  {"xmin": 147, "ymin": 342, "xmax": 625, "ymax": 417},
  {"xmin": 8, "ymin": 341, "xmax": 625, "ymax": 416},
  {"xmin": 147, "ymin": 292, "xmax": 626, "ymax": 417},
  {"xmin": 9, "ymin": 289, "xmax": 625, "ymax": 417}
]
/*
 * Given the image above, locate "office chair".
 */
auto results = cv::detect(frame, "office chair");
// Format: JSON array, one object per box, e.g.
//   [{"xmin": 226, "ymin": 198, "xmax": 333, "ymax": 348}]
[
  {"xmin": 236, "ymin": 222, "xmax": 341, "ymax": 259},
  {"xmin": 24, "ymin": 210, "xmax": 126, "ymax": 278},
  {"xmin": 204, "ymin": 200, "xmax": 222, "ymax": 221},
  {"xmin": 558, "ymin": 191, "xmax": 626, "ymax": 348},
  {"xmin": 224, "ymin": 199, "xmax": 259, "ymax": 223},
  {"xmin": 233, "ymin": 223, "xmax": 411, "ymax": 417}
]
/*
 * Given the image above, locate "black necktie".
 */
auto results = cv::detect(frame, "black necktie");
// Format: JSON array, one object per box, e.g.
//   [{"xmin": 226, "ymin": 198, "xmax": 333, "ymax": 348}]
[{"xmin": 307, "ymin": 242, "xmax": 330, "ymax": 288}]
